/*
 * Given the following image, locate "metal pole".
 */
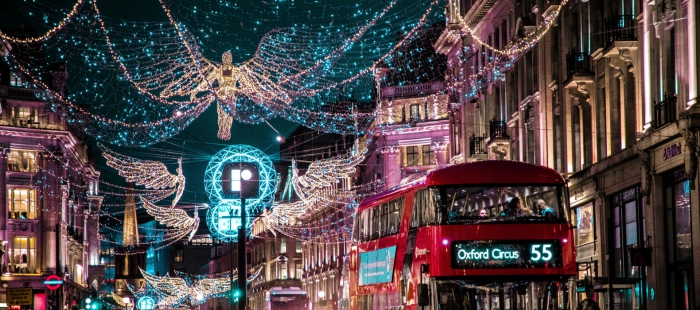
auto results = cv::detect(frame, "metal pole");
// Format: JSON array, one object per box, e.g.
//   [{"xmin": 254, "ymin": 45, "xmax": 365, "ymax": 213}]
[
  {"xmin": 238, "ymin": 198, "xmax": 247, "ymax": 310},
  {"xmin": 607, "ymin": 217, "xmax": 614, "ymax": 310}
]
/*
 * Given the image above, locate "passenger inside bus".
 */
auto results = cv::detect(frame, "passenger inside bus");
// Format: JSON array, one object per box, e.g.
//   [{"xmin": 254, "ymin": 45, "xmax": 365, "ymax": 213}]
[
  {"xmin": 536, "ymin": 199, "xmax": 556, "ymax": 219},
  {"xmin": 443, "ymin": 185, "xmax": 563, "ymax": 223}
]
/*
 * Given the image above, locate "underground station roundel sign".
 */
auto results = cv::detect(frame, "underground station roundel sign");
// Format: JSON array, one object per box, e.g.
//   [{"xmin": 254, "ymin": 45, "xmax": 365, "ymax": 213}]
[{"xmin": 44, "ymin": 274, "xmax": 63, "ymax": 290}]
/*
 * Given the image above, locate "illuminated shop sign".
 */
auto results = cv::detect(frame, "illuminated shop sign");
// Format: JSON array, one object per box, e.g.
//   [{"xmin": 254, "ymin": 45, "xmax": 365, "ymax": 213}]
[
  {"xmin": 359, "ymin": 246, "xmax": 396, "ymax": 286},
  {"xmin": 451, "ymin": 241, "xmax": 562, "ymax": 269}
]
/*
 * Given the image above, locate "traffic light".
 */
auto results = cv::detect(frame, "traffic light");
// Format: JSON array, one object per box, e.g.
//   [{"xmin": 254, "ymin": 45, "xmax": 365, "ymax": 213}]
[
  {"xmin": 230, "ymin": 288, "xmax": 242, "ymax": 303},
  {"xmin": 83, "ymin": 293, "xmax": 101, "ymax": 310}
]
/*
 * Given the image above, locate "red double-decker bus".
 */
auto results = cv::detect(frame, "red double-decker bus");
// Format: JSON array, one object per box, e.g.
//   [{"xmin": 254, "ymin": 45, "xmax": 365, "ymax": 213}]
[{"xmin": 349, "ymin": 161, "xmax": 576, "ymax": 310}]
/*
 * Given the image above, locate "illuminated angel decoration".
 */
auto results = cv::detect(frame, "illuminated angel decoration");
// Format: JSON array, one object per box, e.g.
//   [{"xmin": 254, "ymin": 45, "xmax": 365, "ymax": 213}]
[
  {"xmin": 140, "ymin": 197, "xmax": 200, "ymax": 242},
  {"xmin": 186, "ymin": 51, "xmax": 297, "ymax": 140},
  {"xmin": 139, "ymin": 267, "xmax": 262, "ymax": 307},
  {"xmin": 262, "ymin": 141, "xmax": 366, "ymax": 237},
  {"xmin": 292, "ymin": 141, "xmax": 366, "ymax": 202},
  {"xmin": 100, "ymin": 143, "xmax": 186, "ymax": 208}
]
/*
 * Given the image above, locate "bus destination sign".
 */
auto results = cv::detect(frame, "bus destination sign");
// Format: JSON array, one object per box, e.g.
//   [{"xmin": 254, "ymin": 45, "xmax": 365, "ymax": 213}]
[
  {"xmin": 359, "ymin": 246, "xmax": 396, "ymax": 286},
  {"xmin": 451, "ymin": 240, "xmax": 562, "ymax": 269}
]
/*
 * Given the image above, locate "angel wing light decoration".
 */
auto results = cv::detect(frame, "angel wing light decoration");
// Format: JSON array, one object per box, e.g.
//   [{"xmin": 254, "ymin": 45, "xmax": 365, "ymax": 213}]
[
  {"xmin": 292, "ymin": 141, "xmax": 366, "ymax": 203},
  {"xmin": 140, "ymin": 196, "xmax": 200, "ymax": 242},
  {"xmin": 100, "ymin": 143, "xmax": 186, "ymax": 208}
]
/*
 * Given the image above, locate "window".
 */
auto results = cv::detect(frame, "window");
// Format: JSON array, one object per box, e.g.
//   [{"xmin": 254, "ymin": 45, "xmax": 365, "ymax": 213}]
[
  {"xmin": 439, "ymin": 185, "xmax": 565, "ymax": 224},
  {"xmin": 295, "ymin": 262, "xmax": 303, "ymax": 279},
  {"xmin": 411, "ymin": 189, "xmax": 439, "ymax": 228},
  {"xmin": 409, "ymin": 104, "xmax": 421, "ymax": 121},
  {"xmin": 8, "ymin": 150, "xmax": 38, "ymax": 172},
  {"xmin": 422, "ymin": 145, "xmax": 435, "ymax": 165},
  {"xmin": 8, "ymin": 188, "xmax": 36, "ymax": 219},
  {"xmin": 9, "ymin": 72, "xmax": 24, "ymax": 87},
  {"xmin": 295, "ymin": 241, "xmax": 302, "ymax": 253},
  {"xmin": 357, "ymin": 197, "xmax": 405, "ymax": 241},
  {"xmin": 574, "ymin": 203, "xmax": 595, "ymax": 246},
  {"xmin": 174, "ymin": 249, "xmax": 184, "ymax": 263},
  {"xmin": 665, "ymin": 169, "xmax": 692, "ymax": 263},
  {"xmin": 280, "ymin": 238, "xmax": 287, "ymax": 254},
  {"xmin": 611, "ymin": 185, "xmax": 644, "ymax": 278},
  {"xmin": 406, "ymin": 146, "xmax": 419, "ymax": 166},
  {"xmin": 10, "ymin": 236, "xmax": 36, "ymax": 273},
  {"xmin": 280, "ymin": 262, "xmax": 288, "ymax": 280}
]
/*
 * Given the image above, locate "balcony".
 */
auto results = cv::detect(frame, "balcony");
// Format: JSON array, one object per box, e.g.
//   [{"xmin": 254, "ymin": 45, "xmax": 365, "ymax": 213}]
[
  {"xmin": 604, "ymin": 15, "xmax": 636, "ymax": 48},
  {"xmin": 653, "ymin": 94, "xmax": 677, "ymax": 129},
  {"xmin": 489, "ymin": 119, "xmax": 509, "ymax": 140},
  {"xmin": 566, "ymin": 51, "xmax": 594, "ymax": 78},
  {"xmin": 469, "ymin": 135, "xmax": 487, "ymax": 156},
  {"xmin": 0, "ymin": 85, "xmax": 43, "ymax": 100},
  {"xmin": 381, "ymin": 81, "xmax": 445, "ymax": 99}
]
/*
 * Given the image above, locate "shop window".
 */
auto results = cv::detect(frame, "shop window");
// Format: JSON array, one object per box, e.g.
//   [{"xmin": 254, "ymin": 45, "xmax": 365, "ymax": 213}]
[
  {"xmin": 664, "ymin": 167, "xmax": 694, "ymax": 309},
  {"xmin": 10, "ymin": 236, "xmax": 36, "ymax": 273},
  {"xmin": 405, "ymin": 146, "xmax": 419, "ymax": 166},
  {"xmin": 174, "ymin": 248, "xmax": 184, "ymax": 263},
  {"xmin": 574, "ymin": 203, "xmax": 595, "ymax": 246},
  {"xmin": 422, "ymin": 145, "xmax": 435, "ymax": 165},
  {"xmin": 610, "ymin": 185, "xmax": 644, "ymax": 278},
  {"xmin": 7, "ymin": 150, "xmax": 38, "ymax": 172},
  {"xmin": 8, "ymin": 188, "xmax": 36, "ymax": 219}
]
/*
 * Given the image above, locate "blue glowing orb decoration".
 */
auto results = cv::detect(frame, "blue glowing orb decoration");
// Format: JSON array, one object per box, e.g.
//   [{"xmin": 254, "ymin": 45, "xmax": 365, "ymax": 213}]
[
  {"xmin": 137, "ymin": 296, "xmax": 156, "ymax": 310},
  {"xmin": 205, "ymin": 145, "xmax": 277, "ymax": 241}
]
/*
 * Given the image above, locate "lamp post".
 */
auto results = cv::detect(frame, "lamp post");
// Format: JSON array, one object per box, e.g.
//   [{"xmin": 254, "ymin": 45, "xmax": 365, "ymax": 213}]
[{"xmin": 222, "ymin": 162, "xmax": 259, "ymax": 310}]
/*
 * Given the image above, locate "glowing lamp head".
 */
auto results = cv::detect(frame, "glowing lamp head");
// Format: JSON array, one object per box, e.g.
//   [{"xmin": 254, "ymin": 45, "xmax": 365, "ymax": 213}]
[
  {"xmin": 86, "ymin": 298, "xmax": 92, "ymax": 304},
  {"xmin": 196, "ymin": 293, "xmax": 204, "ymax": 301},
  {"xmin": 241, "ymin": 169, "xmax": 252, "ymax": 181},
  {"xmin": 563, "ymin": 238, "xmax": 568, "ymax": 243},
  {"xmin": 442, "ymin": 239, "xmax": 449, "ymax": 246},
  {"xmin": 276, "ymin": 135, "xmax": 285, "ymax": 143}
]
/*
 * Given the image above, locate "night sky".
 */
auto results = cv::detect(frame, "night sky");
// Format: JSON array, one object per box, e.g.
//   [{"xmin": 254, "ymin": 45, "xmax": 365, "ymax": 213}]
[{"xmin": 0, "ymin": 0, "xmax": 439, "ymax": 209}]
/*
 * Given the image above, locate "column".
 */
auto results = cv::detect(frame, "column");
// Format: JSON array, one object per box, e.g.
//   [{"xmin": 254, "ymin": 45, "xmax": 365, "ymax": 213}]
[
  {"xmin": 430, "ymin": 142, "xmax": 449, "ymax": 168},
  {"xmin": 381, "ymin": 146, "xmax": 401, "ymax": 189},
  {"xmin": 0, "ymin": 146, "xmax": 7, "ymax": 273},
  {"xmin": 86, "ymin": 195, "xmax": 103, "ymax": 266},
  {"xmin": 686, "ymin": 0, "xmax": 698, "ymax": 108},
  {"xmin": 0, "ymin": 147, "xmax": 8, "ymax": 235},
  {"xmin": 642, "ymin": 0, "xmax": 655, "ymax": 128}
]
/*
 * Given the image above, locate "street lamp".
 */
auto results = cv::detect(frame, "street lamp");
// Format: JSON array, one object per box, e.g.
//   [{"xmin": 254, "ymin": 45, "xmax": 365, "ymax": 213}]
[{"xmin": 222, "ymin": 162, "xmax": 260, "ymax": 310}]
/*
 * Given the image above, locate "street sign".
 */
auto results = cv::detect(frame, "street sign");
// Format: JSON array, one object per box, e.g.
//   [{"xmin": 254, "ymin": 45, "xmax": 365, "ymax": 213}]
[
  {"xmin": 7, "ymin": 288, "xmax": 33, "ymax": 306},
  {"xmin": 630, "ymin": 248, "xmax": 652, "ymax": 266},
  {"xmin": 44, "ymin": 274, "xmax": 64, "ymax": 290}
]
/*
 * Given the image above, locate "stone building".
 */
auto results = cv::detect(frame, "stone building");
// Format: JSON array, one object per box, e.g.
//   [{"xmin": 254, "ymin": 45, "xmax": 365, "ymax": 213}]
[
  {"xmin": 433, "ymin": 0, "xmax": 700, "ymax": 309},
  {"xmin": 0, "ymin": 40, "xmax": 102, "ymax": 309}
]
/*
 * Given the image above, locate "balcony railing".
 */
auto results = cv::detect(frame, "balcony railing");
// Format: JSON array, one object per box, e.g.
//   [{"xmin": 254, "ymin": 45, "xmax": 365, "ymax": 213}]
[
  {"xmin": 0, "ymin": 85, "xmax": 43, "ymax": 100},
  {"xmin": 489, "ymin": 119, "xmax": 509, "ymax": 140},
  {"xmin": 566, "ymin": 51, "xmax": 594, "ymax": 77},
  {"xmin": 653, "ymin": 94, "xmax": 677, "ymax": 128},
  {"xmin": 604, "ymin": 15, "xmax": 636, "ymax": 46},
  {"xmin": 381, "ymin": 81, "xmax": 445, "ymax": 99},
  {"xmin": 469, "ymin": 135, "xmax": 487, "ymax": 156}
]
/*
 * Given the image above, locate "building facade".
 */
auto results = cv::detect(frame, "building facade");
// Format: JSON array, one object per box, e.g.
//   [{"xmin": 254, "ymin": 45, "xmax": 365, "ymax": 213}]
[
  {"xmin": 0, "ymin": 40, "xmax": 102, "ymax": 309},
  {"xmin": 433, "ymin": 0, "xmax": 700, "ymax": 309}
]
